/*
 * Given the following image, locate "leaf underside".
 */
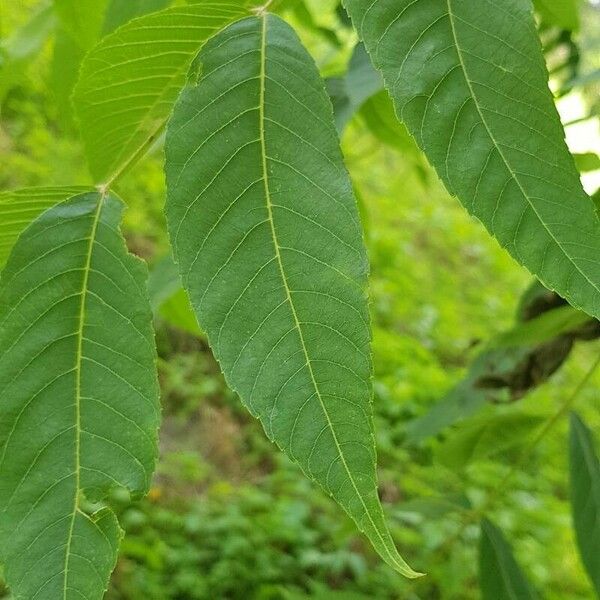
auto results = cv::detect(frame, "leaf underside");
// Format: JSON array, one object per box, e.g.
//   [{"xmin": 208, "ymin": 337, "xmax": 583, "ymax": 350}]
[
  {"xmin": 0, "ymin": 192, "xmax": 160, "ymax": 599},
  {"xmin": 165, "ymin": 13, "xmax": 419, "ymax": 578},
  {"xmin": 74, "ymin": 0, "xmax": 248, "ymax": 182},
  {"xmin": 0, "ymin": 186, "xmax": 91, "ymax": 271},
  {"xmin": 343, "ymin": 0, "xmax": 600, "ymax": 319},
  {"xmin": 569, "ymin": 413, "xmax": 600, "ymax": 595}
]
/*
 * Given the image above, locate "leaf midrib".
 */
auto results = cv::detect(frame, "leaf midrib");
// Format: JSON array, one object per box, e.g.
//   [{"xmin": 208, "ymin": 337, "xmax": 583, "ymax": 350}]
[
  {"xmin": 445, "ymin": 0, "xmax": 600, "ymax": 300},
  {"xmin": 62, "ymin": 194, "xmax": 104, "ymax": 600},
  {"xmin": 256, "ymin": 13, "xmax": 402, "ymax": 571}
]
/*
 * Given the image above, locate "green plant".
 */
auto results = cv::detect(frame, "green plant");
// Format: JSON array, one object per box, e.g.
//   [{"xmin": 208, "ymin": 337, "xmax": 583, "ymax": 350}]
[{"xmin": 0, "ymin": 0, "xmax": 599, "ymax": 598}]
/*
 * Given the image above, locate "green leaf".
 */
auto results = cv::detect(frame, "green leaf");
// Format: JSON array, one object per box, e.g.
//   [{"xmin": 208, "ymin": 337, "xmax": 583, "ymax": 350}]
[
  {"xmin": 50, "ymin": 28, "xmax": 86, "ymax": 128},
  {"xmin": 569, "ymin": 412, "xmax": 600, "ymax": 594},
  {"xmin": 0, "ymin": 4, "xmax": 56, "ymax": 100},
  {"xmin": 0, "ymin": 192, "xmax": 160, "ymax": 599},
  {"xmin": 574, "ymin": 152, "xmax": 600, "ymax": 174},
  {"xmin": 343, "ymin": 0, "xmax": 600, "ymax": 320},
  {"xmin": 0, "ymin": 186, "xmax": 91, "ymax": 271},
  {"xmin": 147, "ymin": 255, "xmax": 201, "ymax": 335},
  {"xmin": 165, "ymin": 13, "xmax": 420, "ymax": 578},
  {"xmin": 434, "ymin": 410, "xmax": 544, "ymax": 470},
  {"xmin": 102, "ymin": 0, "xmax": 172, "ymax": 34},
  {"xmin": 360, "ymin": 91, "xmax": 421, "ymax": 157},
  {"xmin": 73, "ymin": 1, "xmax": 249, "ymax": 183},
  {"xmin": 534, "ymin": 0, "xmax": 580, "ymax": 31},
  {"xmin": 479, "ymin": 519, "xmax": 538, "ymax": 600},
  {"xmin": 53, "ymin": 0, "xmax": 110, "ymax": 49}
]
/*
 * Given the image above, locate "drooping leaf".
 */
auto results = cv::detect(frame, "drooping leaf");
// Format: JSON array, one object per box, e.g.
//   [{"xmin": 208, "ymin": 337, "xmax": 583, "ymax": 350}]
[
  {"xmin": 343, "ymin": 0, "xmax": 600, "ymax": 320},
  {"xmin": 0, "ymin": 192, "xmax": 160, "ymax": 599},
  {"xmin": 569, "ymin": 412, "xmax": 600, "ymax": 595},
  {"xmin": 0, "ymin": 186, "xmax": 90, "ymax": 271},
  {"xmin": 53, "ymin": 0, "xmax": 110, "ymax": 49},
  {"xmin": 74, "ymin": 1, "xmax": 249, "ymax": 183},
  {"xmin": 165, "ymin": 13, "xmax": 420, "ymax": 578},
  {"xmin": 479, "ymin": 519, "xmax": 538, "ymax": 600}
]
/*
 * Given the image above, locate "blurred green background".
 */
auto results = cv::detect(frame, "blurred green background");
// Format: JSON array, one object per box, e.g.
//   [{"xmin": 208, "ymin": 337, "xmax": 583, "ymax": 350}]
[{"xmin": 1, "ymin": 0, "xmax": 600, "ymax": 598}]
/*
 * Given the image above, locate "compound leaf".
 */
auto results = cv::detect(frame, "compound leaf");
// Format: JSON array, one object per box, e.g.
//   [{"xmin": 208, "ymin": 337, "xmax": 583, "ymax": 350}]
[
  {"xmin": 569, "ymin": 412, "xmax": 600, "ymax": 594},
  {"xmin": 0, "ymin": 192, "xmax": 160, "ymax": 599},
  {"xmin": 0, "ymin": 186, "xmax": 91, "ymax": 271},
  {"xmin": 343, "ymin": 0, "xmax": 600, "ymax": 320},
  {"xmin": 165, "ymin": 13, "xmax": 419, "ymax": 578},
  {"xmin": 74, "ymin": 0, "xmax": 248, "ymax": 183}
]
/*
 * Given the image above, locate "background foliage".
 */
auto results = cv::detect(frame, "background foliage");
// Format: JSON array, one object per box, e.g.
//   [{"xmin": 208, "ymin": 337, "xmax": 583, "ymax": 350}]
[{"xmin": 1, "ymin": 0, "xmax": 600, "ymax": 598}]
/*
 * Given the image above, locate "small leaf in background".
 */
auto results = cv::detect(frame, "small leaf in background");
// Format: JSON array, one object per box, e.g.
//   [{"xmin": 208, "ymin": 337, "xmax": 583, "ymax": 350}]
[
  {"xmin": 74, "ymin": 1, "xmax": 248, "ymax": 182},
  {"xmin": 147, "ymin": 255, "xmax": 202, "ymax": 336},
  {"xmin": 0, "ymin": 192, "xmax": 160, "ymax": 599},
  {"xmin": 165, "ymin": 13, "xmax": 420, "ymax": 578},
  {"xmin": 344, "ymin": 0, "xmax": 600, "ymax": 320},
  {"xmin": 102, "ymin": 0, "xmax": 172, "ymax": 34},
  {"xmin": 534, "ymin": 0, "xmax": 580, "ymax": 31},
  {"xmin": 53, "ymin": 0, "xmax": 110, "ymax": 49},
  {"xmin": 479, "ymin": 519, "xmax": 539, "ymax": 600},
  {"xmin": 569, "ymin": 412, "xmax": 600, "ymax": 595},
  {"xmin": 0, "ymin": 186, "xmax": 91, "ymax": 270},
  {"xmin": 0, "ymin": 5, "xmax": 56, "ymax": 100},
  {"xmin": 574, "ymin": 152, "xmax": 600, "ymax": 173},
  {"xmin": 434, "ymin": 410, "xmax": 544, "ymax": 470}
]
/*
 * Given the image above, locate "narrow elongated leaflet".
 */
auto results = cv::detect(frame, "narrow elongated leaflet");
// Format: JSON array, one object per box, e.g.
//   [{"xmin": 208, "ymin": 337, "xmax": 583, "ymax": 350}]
[
  {"xmin": 0, "ymin": 186, "xmax": 90, "ymax": 270},
  {"xmin": 343, "ymin": 0, "xmax": 600, "ymax": 319},
  {"xmin": 74, "ymin": 0, "xmax": 249, "ymax": 183},
  {"xmin": 0, "ymin": 193, "xmax": 160, "ymax": 599},
  {"xmin": 569, "ymin": 413, "xmax": 600, "ymax": 594},
  {"xmin": 165, "ymin": 13, "xmax": 420, "ymax": 577},
  {"xmin": 479, "ymin": 519, "xmax": 538, "ymax": 600}
]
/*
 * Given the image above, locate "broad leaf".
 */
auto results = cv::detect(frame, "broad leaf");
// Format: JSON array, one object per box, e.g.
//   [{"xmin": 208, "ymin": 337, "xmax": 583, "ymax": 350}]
[
  {"xmin": 74, "ymin": 1, "xmax": 248, "ymax": 183},
  {"xmin": 343, "ymin": 0, "xmax": 600, "ymax": 320},
  {"xmin": 0, "ymin": 192, "xmax": 160, "ymax": 599},
  {"xmin": 165, "ymin": 13, "xmax": 420, "ymax": 578},
  {"xmin": 0, "ymin": 186, "xmax": 90, "ymax": 271},
  {"xmin": 569, "ymin": 412, "xmax": 600, "ymax": 594},
  {"xmin": 479, "ymin": 519, "xmax": 538, "ymax": 599}
]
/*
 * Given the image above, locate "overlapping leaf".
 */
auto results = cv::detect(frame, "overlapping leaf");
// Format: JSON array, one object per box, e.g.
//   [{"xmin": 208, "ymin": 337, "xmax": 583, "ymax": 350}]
[
  {"xmin": 0, "ymin": 186, "xmax": 90, "ymax": 270},
  {"xmin": 165, "ymin": 13, "xmax": 419, "ymax": 577},
  {"xmin": 569, "ymin": 413, "xmax": 600, "ymax": 594},
  {"xmin": 0, "ymin": 192, "xmax": 160, "ymax": 599},
  {"xmin": 343, "ymin": 0, "xmax": 600, "ymax": 319},
  {"xmin": 74, "ymin": 0, "xmax": 249, "ymax": 182}
]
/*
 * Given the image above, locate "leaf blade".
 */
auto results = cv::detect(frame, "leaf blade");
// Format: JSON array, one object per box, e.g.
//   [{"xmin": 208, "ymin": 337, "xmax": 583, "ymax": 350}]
[
  {"xmin": 479, "ymin": 519, "xmax": 538, "ymax": 600},
  {"xmin": 0, "ymin": 192, "xmax": 160, "ymax": 599},
  {"xmin": 569, "ymin": 412, "xmax": 600, "ymax": 594},
  {"xmin": 165, "ymin": 13, "xmax": 420, "ymax": 578},
  {"xmin": 0, "ymin": 186, "xmax": 91, "ymax": 271},
  {"xmin": 73, "ymin": 1, "xmax": 249, "ymax": 182},
  {"xmin": 343, "ymin": 0, "xmax": 600, "ymax": 319}
]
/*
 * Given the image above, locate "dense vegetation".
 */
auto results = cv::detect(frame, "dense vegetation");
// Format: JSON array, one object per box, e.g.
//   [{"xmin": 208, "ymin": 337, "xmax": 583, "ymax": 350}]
[{"xmin": 1, "ymin": 0, "xmax": 600, "ymax": 598}]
